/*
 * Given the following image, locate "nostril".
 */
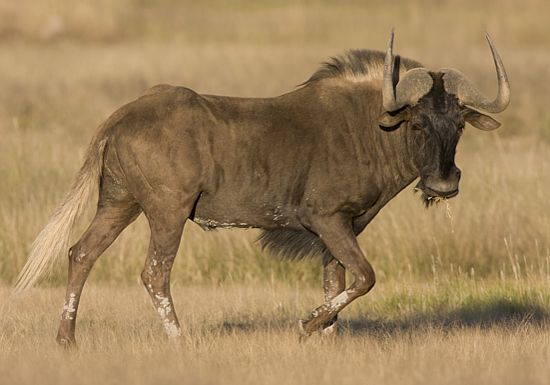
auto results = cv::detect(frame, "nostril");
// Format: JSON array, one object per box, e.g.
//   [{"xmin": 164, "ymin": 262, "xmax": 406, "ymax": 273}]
[{"xmin": 455, "ymin": 169, "xmax": 462, "ymax": 178}]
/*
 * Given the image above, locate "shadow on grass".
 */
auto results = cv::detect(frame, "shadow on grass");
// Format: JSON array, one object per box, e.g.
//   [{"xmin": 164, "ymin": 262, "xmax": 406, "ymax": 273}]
[
  {"xmin": 344, "ymin": 297, "xmax": 550, "ymax": 337},
  {"xmin": 217, "ymin": 297, "xmax": 550, "ymax": 336},
  {"xmin": 217, "ymin": 319, "xmax": 291, "ymax": 334}
]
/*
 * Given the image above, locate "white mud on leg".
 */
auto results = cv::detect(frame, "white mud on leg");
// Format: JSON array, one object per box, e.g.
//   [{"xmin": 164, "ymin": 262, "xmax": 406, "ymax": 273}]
[
  {"xmin": 61, "ymin": 293, "xmax": 77, "ymax": 320},
  {"xmin": 328, "ymin": 291, "xmax": 349, "ymax": 312},
  {"xmin": 154, "ymin": 293, "xmax": 181, "ymax": 338}
]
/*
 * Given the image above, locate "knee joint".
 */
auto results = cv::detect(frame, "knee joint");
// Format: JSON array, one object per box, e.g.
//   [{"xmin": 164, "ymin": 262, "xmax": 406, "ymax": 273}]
[
  {"xmin": 141, "ymin": 269, "xmax": 154, "ymax": 287},
  {"xmin": 68, "ymin": 245, "xmax": 87, "ymax": 264},
  {"xmin": 355, "ymin": 270, "xmax": 376, "ymax": 296},
  {"xmin": 141, "ymin": 266, "xmax": 164, "ymax": 292},
  {"xmin": 141, "ymin": 253, "xmax": 176, "ymax": 290}
]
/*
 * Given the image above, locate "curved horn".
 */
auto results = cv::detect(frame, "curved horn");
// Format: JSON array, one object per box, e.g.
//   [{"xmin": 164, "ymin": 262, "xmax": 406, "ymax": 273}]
[
  {"xmin": 382, "ymin": 30, "xmax": 434, "ymax": 112},
  {"xmin": 382, "ymin": 29, "xmax": 400, "ymax": 112},
  {"xmin": 442, "ymin": 34, "xmax": 510, "ymax": 113}
]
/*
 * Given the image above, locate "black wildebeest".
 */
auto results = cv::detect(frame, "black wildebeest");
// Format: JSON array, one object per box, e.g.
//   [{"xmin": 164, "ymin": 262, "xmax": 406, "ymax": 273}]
[{"xmin": 15, "ymin": 31, "xmax": 510, "ymax": 345}]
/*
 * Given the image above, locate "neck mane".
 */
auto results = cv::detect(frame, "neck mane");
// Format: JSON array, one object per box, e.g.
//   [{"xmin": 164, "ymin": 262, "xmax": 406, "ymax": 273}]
[
  {"xmin": 301, "ymin": 50, "xmax": 424, "ymax": 195},
  {"xmin": 303, "ymin": 49, "xmax": 423, "ymax": 86}
]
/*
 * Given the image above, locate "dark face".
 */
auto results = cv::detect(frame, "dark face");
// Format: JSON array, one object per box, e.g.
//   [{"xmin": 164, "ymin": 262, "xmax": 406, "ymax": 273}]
[
  {"xmin": 378, "ymin": 73, "xmax": 501, "ymax": 206},
  {"xmin": 408, "ymin": 84, "xmax": 463, "ymax": 203}
]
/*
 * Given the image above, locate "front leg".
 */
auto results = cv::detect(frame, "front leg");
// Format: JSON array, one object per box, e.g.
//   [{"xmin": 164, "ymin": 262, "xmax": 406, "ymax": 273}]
[
  {"xmin": 321, "ymin": 257, "xmax": 345, "ymax": 335},
  {"xmin": 300, "ymin": 214, "xmax": 375, "ymax": 337}
]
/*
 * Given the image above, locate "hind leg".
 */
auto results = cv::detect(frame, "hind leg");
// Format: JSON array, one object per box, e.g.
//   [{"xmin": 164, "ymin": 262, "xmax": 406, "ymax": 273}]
[
  {"xmin": 141, "ymin": 216, "xmax": 186, "ymax": 339},
  {"xmin": 140, "ymin": 193, "xmax": 197, "ymax": 339},
  {"xmin": 56, "ymin": 184, "xmax": 141, "ymax": 346}
]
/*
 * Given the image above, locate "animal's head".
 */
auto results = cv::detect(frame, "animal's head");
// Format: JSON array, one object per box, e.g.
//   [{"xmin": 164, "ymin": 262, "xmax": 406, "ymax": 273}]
[{"xmin": 378, "ymin": 31, "xmax": 510, "ymax": 205}]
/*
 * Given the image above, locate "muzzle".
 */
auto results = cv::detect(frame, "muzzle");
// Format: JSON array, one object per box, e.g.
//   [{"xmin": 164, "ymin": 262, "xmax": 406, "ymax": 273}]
[{"xmin": 417, "ymin": 167, "xmax": 461, "ymax": 199}]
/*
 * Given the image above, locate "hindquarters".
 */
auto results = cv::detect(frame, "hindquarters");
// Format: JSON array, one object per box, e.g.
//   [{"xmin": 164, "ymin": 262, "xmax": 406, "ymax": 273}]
[{"xmin": 55, "ymin": 86, "xmax": 208, "ymax": 344}]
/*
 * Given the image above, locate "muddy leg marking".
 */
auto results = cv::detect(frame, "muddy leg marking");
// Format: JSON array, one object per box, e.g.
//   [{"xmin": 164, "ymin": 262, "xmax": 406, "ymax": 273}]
[
  {"xmin": 61, "ymin": 292, "xmax": 77, "ymax": 320},
  {"xmin": 154, "ymin": 293, "xmax": 181, "ymax": 338},
  {"xmin": 321, "ymin": 257, "xmax": 345, "ymax": 336},
  {"xmin": 142, "ymin": 250, "xmax": 183, "ymax": 339},
  {"xmin": 140, "ymin": 195, "xmax": 194, "ymax": 340}
]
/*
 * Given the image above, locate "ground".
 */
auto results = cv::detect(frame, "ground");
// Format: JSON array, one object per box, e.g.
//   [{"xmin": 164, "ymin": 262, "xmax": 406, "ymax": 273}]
[{"xmin": 2, "ymin": 283, "xmax": 549, "ymax": 385}]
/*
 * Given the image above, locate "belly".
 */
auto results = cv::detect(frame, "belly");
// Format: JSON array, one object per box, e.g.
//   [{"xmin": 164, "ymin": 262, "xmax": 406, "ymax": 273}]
[{"xmin": 192, "ymin": 192, "xmax": 302, "ymax": 231}]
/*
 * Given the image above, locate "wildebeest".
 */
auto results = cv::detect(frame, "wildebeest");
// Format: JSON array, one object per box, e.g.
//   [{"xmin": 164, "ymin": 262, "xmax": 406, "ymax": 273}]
[{"xmin": 15, "ymin": 31, "xmax": 510, "ymax": 345}]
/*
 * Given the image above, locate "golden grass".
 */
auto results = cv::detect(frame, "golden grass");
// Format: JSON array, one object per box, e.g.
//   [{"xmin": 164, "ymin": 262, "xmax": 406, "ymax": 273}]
[
  {"xmin": 2, "ymin": 282, "xmax": 550, "ymax": 385},
  {"xmin": 1, "ymin": 0, "xmax": 549, "ymax": 285},
  {"xmin": 1, "ymin": 1, "xmax": 550, "ymax": 383}
]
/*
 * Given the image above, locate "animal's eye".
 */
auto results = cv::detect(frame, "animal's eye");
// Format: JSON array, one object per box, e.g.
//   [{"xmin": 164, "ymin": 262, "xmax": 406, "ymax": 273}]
[{"xmin": 411, "ymin": 124, "xmax": 423, "ymax": 131}]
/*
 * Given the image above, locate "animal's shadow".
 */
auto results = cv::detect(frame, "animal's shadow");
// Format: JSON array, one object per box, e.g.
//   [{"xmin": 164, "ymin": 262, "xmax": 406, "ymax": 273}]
[
  {"xmin": 217, "ymin": 297, "xmax": 549, "ymax": 337},
  {"xmin": 344, "ymin": 297, "xmax": 549, "ymax": 337}
]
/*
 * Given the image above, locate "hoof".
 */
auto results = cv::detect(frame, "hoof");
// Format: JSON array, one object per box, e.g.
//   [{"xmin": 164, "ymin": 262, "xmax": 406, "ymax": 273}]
[
  {"xmin": 321, "ymin": 322, "xmax": 338, "ymax": 336},
  {"xmin": 56, "ymin": 335, "xmax": 76, "ymax": 349},
  {"xmin": 298, "ymin": 320, "xmax": 312, "ymax": 342}
]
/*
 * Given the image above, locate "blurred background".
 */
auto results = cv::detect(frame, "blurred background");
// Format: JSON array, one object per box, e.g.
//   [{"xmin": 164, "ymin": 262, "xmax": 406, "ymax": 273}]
[{"xmin": 1, "ymin": 0, "xmax": 549, "ymax": 287}]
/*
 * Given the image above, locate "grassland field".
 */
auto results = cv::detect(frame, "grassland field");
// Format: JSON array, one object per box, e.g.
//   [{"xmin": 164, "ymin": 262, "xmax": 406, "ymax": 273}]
[{"xmin": 1, "ymin": 1, "xmax": 550, "ymax": 384}]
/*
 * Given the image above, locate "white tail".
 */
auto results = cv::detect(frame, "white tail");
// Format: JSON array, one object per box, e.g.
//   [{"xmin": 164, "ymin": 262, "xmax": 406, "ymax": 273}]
[{"xmin": 13, "ymin": 137, "xmax": 108, "ymax": 294}]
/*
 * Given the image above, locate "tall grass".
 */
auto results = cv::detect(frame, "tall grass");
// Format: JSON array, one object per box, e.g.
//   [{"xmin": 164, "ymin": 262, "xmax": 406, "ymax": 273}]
[{"xmin": 0, "ymin": 0, "xmax": 549, "ymax": 287}]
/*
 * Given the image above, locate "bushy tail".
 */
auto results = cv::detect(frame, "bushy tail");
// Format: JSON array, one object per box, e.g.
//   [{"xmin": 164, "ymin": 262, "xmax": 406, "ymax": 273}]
[{"xmin": 13, "ymin": 132, "xmax": 108, "ymax": 294}]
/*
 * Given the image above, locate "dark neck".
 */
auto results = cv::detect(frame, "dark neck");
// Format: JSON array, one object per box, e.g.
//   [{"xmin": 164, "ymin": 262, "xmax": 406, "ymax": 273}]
[{"xmin": 371, "ymin": 121, "xmax": 419, "ymax": 194}]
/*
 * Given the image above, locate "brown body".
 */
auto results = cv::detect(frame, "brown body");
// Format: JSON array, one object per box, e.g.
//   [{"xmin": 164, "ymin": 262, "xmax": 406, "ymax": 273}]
[
  {"xmin": 114, "ymin": 81, "xmax": 416, "ymax": 231},
  {"xmin": 14, "ymin": 33, "xmax": 510, "ymax": 345}
]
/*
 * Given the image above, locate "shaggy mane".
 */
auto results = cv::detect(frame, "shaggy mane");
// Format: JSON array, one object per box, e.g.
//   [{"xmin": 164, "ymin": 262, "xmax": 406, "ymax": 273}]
[{"xmin": 303, "ymin": 49, "xmax": 423, "ymax": 85}]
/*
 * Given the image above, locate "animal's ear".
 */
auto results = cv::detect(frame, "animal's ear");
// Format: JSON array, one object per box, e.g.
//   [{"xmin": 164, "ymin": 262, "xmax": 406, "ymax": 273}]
[
  {"xmin": 462, "ymin": 107, "xmax": 501, "ymax": 131},
  {"xmin": 378, "ymin": 109, "xmax": 410, "ymax": 131}
]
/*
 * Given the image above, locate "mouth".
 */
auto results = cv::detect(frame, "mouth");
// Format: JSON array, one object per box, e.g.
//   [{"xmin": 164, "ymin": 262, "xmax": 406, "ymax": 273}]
[{"xmin": 414, "ymin": 182, "xmax": 459, "ymax": 207}]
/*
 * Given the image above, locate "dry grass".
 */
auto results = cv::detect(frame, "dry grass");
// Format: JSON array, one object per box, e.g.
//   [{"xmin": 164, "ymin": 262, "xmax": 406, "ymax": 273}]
[
  {"xmin": 2, "ymin": 282, "xmax": 550, "ymax": 385},
  {"xmin": 1, "ymin": 1, "xmax": 549, "ymax": 384},
  {"xmin": 1, "ymin": 0, "xmax": 549, "ymax": 285}
]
